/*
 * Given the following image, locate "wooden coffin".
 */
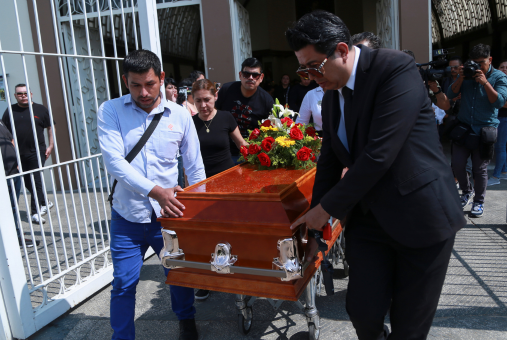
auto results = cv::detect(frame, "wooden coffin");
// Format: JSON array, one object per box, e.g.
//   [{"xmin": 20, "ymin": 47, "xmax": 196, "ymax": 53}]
[{"xmin": 159, "ymin": 164, "xmax": 342, "ymax": 301}]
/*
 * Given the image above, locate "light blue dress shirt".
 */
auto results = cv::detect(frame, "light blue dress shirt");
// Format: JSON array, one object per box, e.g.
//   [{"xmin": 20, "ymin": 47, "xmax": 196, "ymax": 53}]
[
  {"xmin": 337, "ymin": 46, "xmax": 361, "ymax": 153},
  {"xmin": 98, "ymin": 94, "xmax": 206, "ymax": 223}
]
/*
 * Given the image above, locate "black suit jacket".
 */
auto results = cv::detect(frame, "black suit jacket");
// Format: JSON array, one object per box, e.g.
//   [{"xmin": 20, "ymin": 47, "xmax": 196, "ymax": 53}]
[{"xmin": 312, "ymin": 45, "xmax": 465, "ymax": 248}]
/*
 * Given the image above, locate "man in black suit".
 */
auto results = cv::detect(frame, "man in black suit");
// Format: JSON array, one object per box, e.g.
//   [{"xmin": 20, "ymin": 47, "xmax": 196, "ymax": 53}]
[{"xmin": 287, "ymin": 11, "xmax": 466, "ymax": 339}]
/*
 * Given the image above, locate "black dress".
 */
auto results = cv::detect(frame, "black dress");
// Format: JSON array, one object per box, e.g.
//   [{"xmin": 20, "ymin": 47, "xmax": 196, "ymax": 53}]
[{"xmin": 192, "ymin": 110, "xmax": 238, "ymax": 178}]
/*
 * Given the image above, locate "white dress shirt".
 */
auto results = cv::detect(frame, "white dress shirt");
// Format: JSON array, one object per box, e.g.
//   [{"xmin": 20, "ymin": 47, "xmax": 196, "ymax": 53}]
[
  {"xmin": 98, "ymin": 94, "xmax": 206, "ymax": 223},
  {"xmin": 337, "ymin": 46, "xmax": 361, "ymax": 152},
  {"xmin": 296, "ymin": 87, "xmax": 325, "ymax": 131}
]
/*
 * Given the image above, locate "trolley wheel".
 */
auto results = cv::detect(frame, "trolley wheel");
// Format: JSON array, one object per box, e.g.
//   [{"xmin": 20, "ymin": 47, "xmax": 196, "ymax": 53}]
[
  {"xmin": 238, "ymin": 306, "xmax": 253, "ymax": 335},
  {"xmin": 309, "ymin": 323, "xmax": 320, "ymax": 340},
  {"xmin": 343, "ymin": 260, "xmax": 349, "ymax": 278}
]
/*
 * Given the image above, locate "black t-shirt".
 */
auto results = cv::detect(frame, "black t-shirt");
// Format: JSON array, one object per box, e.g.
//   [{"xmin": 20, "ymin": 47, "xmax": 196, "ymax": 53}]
[
  {"xmin": 192, "ymin": 110, "xmax": 238, "ymax": 177},
  {"xmin": 273, "ymin": 85, "xmax": 290, "ymax": 107},
  {"xmin": 2, "ymin": 103, "xmax": 52, "ymax": 154},
  {"xmin": 287, "ymin": 82, "xmax": 318, "ymax": 113},
  {"xmin": 215, "ymin": 82, "xmax": 274, "ymax": 155},
  {"xmin": 0, "ymin": 120, "xmax": 18, "ymax": 176}
]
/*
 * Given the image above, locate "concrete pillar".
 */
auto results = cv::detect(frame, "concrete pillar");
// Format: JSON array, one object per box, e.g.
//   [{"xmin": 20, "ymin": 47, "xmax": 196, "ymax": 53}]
[
  {"xmin": 200, "ymin": 0, "xmax": 237, "ymax": 84},
  {"xmin": 26, "ymin": 0, "xmax": 77, "ymax": 189},
  {"xmin": 399, "ymin": 0, "xmax": 431, "ymax": 63}
]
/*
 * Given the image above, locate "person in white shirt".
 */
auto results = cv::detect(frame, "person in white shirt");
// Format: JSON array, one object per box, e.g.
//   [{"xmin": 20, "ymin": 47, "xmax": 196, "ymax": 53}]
[
  {"xmin": 295, "ymin": 86, "xmax": 324, "ymax": 133},
  {"xmin": 98, "ymin": 49, "xmax": 205, "ymax": 340}
]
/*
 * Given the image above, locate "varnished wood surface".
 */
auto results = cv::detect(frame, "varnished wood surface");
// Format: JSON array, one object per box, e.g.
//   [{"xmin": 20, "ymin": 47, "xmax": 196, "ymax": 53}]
[
  {"xmin": 165, "ymin": 223, "xmax": 343, "ymax": 301},
  {"xmin": 160, "ymin": 164, "xmax": 340, "ymax": 300}
]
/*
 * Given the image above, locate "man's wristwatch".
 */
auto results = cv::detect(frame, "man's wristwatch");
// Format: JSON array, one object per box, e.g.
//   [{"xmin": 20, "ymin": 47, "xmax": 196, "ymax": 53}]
[{"xmin": 433, "ymin": 89, "xmax": 442, "ymax": 95}]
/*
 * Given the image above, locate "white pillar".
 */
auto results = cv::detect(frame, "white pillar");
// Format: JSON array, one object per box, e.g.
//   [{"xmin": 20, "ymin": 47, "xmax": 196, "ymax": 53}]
[
  {"xmin": 0, "ymin": 157, "xmax": 36, "ymax": 339},
  {"xmin": 137, "ymin": 0, "xmax": 165, "ymax": 98}
]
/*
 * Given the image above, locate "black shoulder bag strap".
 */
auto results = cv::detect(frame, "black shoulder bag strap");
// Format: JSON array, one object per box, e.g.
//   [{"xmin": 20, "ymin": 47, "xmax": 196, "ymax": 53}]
[{"xmin": 108, "ymin": 112, "xmax": 163, "ymax": 207}]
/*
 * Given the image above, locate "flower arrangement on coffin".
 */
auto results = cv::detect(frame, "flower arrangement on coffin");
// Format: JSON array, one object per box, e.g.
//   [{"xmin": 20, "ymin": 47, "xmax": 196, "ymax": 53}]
[{"xmin": 238, "ymin": 99, "xmax": 322, "ymax": 170}]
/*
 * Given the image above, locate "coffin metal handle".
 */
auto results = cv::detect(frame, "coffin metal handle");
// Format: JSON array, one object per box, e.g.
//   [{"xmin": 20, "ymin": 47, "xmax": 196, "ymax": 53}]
[
  {"xmin": 210, "ymin": 242, "xmax": 237, "ymax": 274},
  {"xmin": 160, "ymin": 229, "xmax": 185, "ymax": 269},
  {"xmin": 273, "ymin": 237, "xmax": 303, "ymax": 281}
]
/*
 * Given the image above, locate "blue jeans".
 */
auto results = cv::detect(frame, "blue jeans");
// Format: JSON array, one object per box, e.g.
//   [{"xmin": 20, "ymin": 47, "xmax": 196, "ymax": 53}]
[
  {"xmin": 493, "ymin": 117, "xmax": 507, "ymax": 178},
  {"xmin": 8, "ymin": 176, "xmax": 22, "ymax": 238},
  {"xmin": 110, "ymin": 208, "xmax": 195, "ymax": 340}
]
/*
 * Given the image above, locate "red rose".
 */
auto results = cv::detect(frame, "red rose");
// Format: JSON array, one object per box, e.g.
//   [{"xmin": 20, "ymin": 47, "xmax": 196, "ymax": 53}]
[
  {"xmin": 281, "ymin": 117, "xmax": 294, "ymax": 126},
  {"xmin": 258, "ymin": 153, "xmax": 271, "ymax": 167},
  {"xmin": 248, "ymin": 143, "xmax": 261, "ymax": 155},
  {"xmin": 305, "ymin": 126, "xmax": 316, "ymax": 137},
  {"xmin": 249, "ymin": 128, "xmax": 261, "ymax": 140},
  {"xmin": 289, "ymin": 126, "xmax": 304, "ymax": 140},
  {"xmin": 240, "ymin": 145, "xmax": 249, "ymax": 159},
  {"xmin": 261, "ymin": 136, "xmax": 275, "ymax": 152},
  {"xmin": 261, "ymin": 120, "xmax": 272, "ymax": 127},
  {"xmin": 311, "ymin": 153, "xmax": 316, "ymax": 162},
  {"xmin": 295, "ymin": 123, "xmax": 303, "ymax": 128},
  {"xmin": 296, "ymin": 147, "xmax": 313, "ymax": 161}
]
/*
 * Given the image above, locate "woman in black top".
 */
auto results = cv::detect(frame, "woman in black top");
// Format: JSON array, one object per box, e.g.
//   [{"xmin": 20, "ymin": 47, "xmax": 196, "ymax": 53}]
[{"xmin": 192, "ymin": 79, "xmax": 247, "ymax": 178}]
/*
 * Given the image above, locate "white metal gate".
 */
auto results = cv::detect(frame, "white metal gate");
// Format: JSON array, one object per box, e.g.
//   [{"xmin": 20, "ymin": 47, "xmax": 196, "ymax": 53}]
[{"xmin": 0, "ymin": 0, "xmax": 206, "ymax": 339}]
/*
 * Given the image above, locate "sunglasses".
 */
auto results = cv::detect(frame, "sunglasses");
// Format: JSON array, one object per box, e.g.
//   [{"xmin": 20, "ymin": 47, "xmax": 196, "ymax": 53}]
[
  {"xmin": 296, "ymin": 56, "xmax": 330, "ymax": 78},
  {"xmin": 241, "ymin": 71, "xmax": 262, "ymax": 80},
  {"xmin": 16, "ymin": 92, "xmax": 28, "ymax": 96}
]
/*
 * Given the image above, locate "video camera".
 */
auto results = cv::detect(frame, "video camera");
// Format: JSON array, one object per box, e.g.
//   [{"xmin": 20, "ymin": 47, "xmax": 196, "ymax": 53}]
[{"xmin": 416, "ymin": 48, "xmax": 452, "ymax": 82}]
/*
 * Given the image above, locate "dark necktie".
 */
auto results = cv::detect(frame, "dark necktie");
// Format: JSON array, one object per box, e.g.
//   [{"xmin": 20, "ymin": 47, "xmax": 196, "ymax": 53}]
[{"xmin": 338, "ymin": 86, "xmax": 353, "ymax": 152}]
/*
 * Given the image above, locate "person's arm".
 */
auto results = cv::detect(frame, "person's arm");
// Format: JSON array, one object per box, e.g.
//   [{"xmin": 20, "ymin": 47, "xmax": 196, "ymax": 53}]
[
  {"xmin": 295, "ymin": 91, "xmax": 312, "ymax": 124},
  {"xmin": 503, "ymin": 101, "xmax": 507, "ymax": 109},
  {"xmin": 449, "ymin": 66, "xmax": 465, "ymax": 96},
  {"xmin": 45, "ymin": 125, "xmax": 54, "ymax": 160},
  {"xmin": 230, "ymin": 127, "xmax": 248, "ymax": 149},
  {"xmin": 428, "ymin": 81, "xmax": 450, "ymax": 111},
  {"xmin": 291, "ymin": 92, "xmax": 344, "ymax": 231},
  {"xmin": 180, "ymin": 112, "xmax": 206, "ymax": 186},
  {"xmin": 474, "ymin": 70, "xmax": 499, "ymax": 103},
  {"xmin": 97, "ymin": 101, "xmax": 158, "ymax": 197}
]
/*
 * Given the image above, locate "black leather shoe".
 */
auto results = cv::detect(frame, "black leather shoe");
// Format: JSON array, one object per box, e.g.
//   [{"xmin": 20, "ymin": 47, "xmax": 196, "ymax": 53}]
[{"xmin": 179, "ymin": 319, "xmax": 198, "ymax": 340}]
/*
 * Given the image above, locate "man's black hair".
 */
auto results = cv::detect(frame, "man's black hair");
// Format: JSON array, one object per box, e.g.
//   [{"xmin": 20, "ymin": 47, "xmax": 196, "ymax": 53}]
[
  {"xmin": 402, "ymin": 49, "xmax": 415, "ymax": 60},
  {"xmin": 123, "ymin": 49, "xmax": 161, "ymax": 79},
  {"xmin": 285, "ymin": 10, "xmax": 351, "ymax": 55},
  {"xmin": 241, "ymin": 58, "xmax": 263, "ymax": 73},
  {"xmin": 189, "ymin": 70, "xmax": 204, "ymax": 83},
  {"xmin": 351, "ymin": 32, "xmax": 382, "ymax": 49},
  {"xmin": 164, "ymin": 77, "xmax": 177, "ymax": 88},
  {"xmin": 14, "ymin": 84, "xmax": 27, "ymax": 91},
  {"xmin": 469, "ymin": 44, "xmax": 490, "ymax": 59},
  {"xmin": 449, "ymin": 56, "xmax": 462, "ymax": 64}
]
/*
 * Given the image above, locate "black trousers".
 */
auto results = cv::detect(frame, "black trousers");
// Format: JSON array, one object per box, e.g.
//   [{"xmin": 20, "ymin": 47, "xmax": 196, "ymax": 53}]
[
  {"xmin": 344, "ymin": 208, "xmax": 455, "ymax": 340},
  {"xmin": 451, "ymin": 142, "xmax": 489, "ymax": 204},
  {"xmin": 20, "ymin": 151, "xmax": 46, "ymax": 214}
]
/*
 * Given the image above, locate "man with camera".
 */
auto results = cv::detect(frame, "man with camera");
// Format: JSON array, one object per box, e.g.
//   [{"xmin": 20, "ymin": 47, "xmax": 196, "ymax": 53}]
[{"xmin": 447, "ymin": 44, "xmax": 507, "ymax": 217}]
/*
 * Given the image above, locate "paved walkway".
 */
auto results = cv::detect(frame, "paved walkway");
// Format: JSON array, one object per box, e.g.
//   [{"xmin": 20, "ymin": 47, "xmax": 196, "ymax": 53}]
[{"xmin": 27, "ymin": 175, "xmax": 507, "ymax": 340}]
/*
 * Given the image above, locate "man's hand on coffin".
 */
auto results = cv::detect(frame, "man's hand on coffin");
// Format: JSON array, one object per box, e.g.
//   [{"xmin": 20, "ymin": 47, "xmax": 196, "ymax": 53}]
[
  {"xmin": 290, "ymin": 203, "xmax": 330, "ymax": 232},
  {"xmin": 148, "ymin": 185, "xmax": 185, "ymax": 217}
]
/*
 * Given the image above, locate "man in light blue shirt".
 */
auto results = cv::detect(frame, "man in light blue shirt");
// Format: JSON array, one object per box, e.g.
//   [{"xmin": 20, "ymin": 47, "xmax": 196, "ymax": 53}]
[{"xmin": 98, "ymin": 49, "xmax": 205, "ymax": 340}]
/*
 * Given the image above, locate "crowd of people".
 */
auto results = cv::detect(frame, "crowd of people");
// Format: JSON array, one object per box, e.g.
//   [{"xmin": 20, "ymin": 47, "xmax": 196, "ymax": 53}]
[{"xmin": 2, "ymin": 8, "xmax": 507, "ymax": 340}]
